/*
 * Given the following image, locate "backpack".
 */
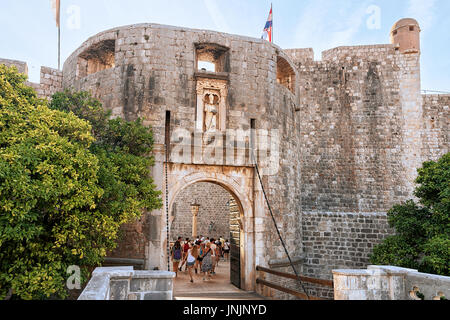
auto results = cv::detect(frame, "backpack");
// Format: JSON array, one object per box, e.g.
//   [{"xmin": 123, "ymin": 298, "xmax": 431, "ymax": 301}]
[{"xmin": 174, "ymin": 248, "xmax": 182, "ymax": 260}]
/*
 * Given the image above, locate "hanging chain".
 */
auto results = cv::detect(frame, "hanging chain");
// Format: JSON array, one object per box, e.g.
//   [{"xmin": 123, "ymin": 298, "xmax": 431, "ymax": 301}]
[
  {"xmin": 250, "ymin": 141, "xmax": 310, "ymax": 300},
  {"xmin": 165, "ymin": 141, "xmax": 170, "ymax": 272}
]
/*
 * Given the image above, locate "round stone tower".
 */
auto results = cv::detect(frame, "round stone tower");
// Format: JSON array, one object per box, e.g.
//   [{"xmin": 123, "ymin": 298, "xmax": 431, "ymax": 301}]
[{"xmin": 390, "ymin": 18, "xmax": 421, "ymax": 54}]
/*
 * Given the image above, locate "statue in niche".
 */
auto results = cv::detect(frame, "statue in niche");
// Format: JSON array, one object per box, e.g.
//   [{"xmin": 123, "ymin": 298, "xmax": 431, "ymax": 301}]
[{"xmin": 203, "ymin": 93, "xmax": 219, "ymax": 133}]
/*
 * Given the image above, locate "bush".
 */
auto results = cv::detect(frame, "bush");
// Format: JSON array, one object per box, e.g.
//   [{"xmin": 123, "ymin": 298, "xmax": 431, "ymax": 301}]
[
  {"xmin": 49, "ymin": 90, "xmax": 162, "ymax": 229},
  {"xmin": 370, "ymin": 153, "xmax": 450, "ymax": 276},
  {"xmin": 0, "ymin": 67, "xmax": 162, "ymax": 300},
  {"xmin": 369, "ymin": 235, "xmax": 420, "ymax": 270},
  {"xmin": 0, "ymin": 65, "xmax": 102, "ymax": 299}
]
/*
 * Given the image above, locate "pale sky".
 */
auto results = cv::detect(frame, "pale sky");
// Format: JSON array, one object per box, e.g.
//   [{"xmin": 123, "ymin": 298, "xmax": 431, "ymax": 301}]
[{"xmin": 1, "ymin": 0, "xmax": 449, "ymax": 92}]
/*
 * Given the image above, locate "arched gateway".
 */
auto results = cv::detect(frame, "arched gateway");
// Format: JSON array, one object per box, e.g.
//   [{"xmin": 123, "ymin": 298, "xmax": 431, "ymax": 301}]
[{"xmin": 166, "ymin": 165, "xmax": 254, "ymax": 290}]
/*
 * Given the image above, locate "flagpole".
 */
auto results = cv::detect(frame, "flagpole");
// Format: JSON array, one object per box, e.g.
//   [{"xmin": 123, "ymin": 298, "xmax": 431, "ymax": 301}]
[
  {"xmin": 58, "ymin": 25, "xmax": 61, "ymax": 70},
  {"xmin": 58, "ymin": 0, "xmax": 61, "ymax": 70}
]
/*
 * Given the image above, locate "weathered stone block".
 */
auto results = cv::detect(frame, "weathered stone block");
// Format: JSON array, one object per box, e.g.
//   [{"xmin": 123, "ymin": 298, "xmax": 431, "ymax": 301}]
[
  {"xmin": 143, "ymin": 291, "xmax": 172, "ymax": 300},
  {"xmin": 109, "ymin": 280, "xmax": 129, "ymax": 300}
]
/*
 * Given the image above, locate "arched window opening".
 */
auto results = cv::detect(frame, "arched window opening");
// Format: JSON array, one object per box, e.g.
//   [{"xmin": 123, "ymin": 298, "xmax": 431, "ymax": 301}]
[
  {"xmin": 276, "ymin": 56, "xmax": 296, "ymax": 93},
  {"xmin": 77, "ymin": 39, "xmax": 115, "ymax": 78}
]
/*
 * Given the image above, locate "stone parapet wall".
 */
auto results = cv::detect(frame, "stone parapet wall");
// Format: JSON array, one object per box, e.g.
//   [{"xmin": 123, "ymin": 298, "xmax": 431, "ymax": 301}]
[
  {"xmin": 36, "ymin": 66, "xmax": 63, "ymax": 99},
  {"xmin": 333, "ymin": 265, "xmax": 450, "ymax": 300},
  {"xmin": 321, "ymin": 44, "xmax": 396, "ymax": 62},
  {"xmin": 0, "ymin": 58, "xmax": 62, "ymax": 100},
  {"xmin": 0, "ymin": 58, "xmax": 28, "ymax": 75},
  {"xmin": 283, "ymin": 48, "xmax": 314, "ymax": 65},
  {"xmin": 78, "ymin": 267, "xmax": 175, "ymax": 300}
]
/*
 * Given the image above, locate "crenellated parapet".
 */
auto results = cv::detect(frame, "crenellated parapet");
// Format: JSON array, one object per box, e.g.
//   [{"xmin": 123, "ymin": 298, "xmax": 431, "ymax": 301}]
[{"xmin": 0, "ymin": 58, "xmax": 62, "ymax": 100}]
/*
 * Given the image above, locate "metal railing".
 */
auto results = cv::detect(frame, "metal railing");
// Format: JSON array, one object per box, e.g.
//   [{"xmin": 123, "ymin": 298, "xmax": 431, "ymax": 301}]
[{"xmin": 422, "ymin": 89, "xmax": 450, "ymax": 95}]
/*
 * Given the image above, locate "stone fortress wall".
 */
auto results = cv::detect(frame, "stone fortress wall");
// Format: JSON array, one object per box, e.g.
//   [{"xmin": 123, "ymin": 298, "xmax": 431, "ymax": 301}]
[
  {"xmin": 285, "ymin": 20, "xmax": 449, "ymax": 293},
  {"xmin": 2, "ymin": 18, "xmax": 448, "ymax": 299}
]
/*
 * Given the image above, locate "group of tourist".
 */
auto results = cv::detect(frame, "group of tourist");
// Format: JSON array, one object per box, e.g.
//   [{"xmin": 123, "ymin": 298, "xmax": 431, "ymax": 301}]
[{"xmin": 170, "ymin": 236, "xmax": 231, "ymax": 283}]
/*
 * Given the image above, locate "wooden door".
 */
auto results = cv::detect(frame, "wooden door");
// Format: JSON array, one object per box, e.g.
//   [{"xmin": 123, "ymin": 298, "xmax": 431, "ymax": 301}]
[{"xmin": 229, "ymin": 198, "xmax": 241, "ymax": 289}]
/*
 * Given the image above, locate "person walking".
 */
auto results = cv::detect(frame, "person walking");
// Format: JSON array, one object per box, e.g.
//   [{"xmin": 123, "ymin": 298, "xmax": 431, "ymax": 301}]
[
  {"xmin": 223, "ymin": 239, "xmax": 230, "ymax": 262},
  {"xmin": 210, "ymin": 238, "xmax": 217, "ymax": 275},
  {"xmin": 219, "ymin": 236, "xmax": 225, "ymax": 259},
  {"xmin": 171, "ymin": 240, "xmax": 182, "ymax": 278},
  {"xmin": 179, "ymin": 238, "xmax": 190, "ymax": 271},
  {"xmin": 215, "ymin": 239, "xmax": 221, "ymax": 267},
  {"xmin": 186, "ymin": 243, "xmax": 198, "ymax": 283},
  {"xmin": 201, "ymin": 242, "xmax": 213, "ymax": 281},
  {"xmin": 195, "ymin": 241, "xmax": 204, "ymax": 274}
]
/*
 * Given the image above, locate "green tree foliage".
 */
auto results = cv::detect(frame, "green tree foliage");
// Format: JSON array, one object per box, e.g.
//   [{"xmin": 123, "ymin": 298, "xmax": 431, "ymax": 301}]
[
  {"xmin": 370, "ymin": 153, "xmax": 450, "ymax": 276},
  {"xmin": 49, "ymin": 90, "xmax": 162, "ymax": 228},
  {"xmin": 0, "ymin": 66, "xmax": 161, "ymax": 300},
  {"xmin": 0, "ymin": 65, "xmax": 102, "ymax": 299}
]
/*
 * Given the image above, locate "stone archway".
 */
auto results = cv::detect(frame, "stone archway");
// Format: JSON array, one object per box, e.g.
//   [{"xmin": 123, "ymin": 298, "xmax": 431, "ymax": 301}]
[{"xmin": 161, "ymin": 163, "xmax": 256, "ymax": 291}]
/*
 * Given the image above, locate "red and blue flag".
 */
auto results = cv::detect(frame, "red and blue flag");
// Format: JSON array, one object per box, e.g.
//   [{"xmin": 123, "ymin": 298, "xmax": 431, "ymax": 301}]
[{"xmin": 261, "ymin": 5, "xmax": 273, "ymax": 42}]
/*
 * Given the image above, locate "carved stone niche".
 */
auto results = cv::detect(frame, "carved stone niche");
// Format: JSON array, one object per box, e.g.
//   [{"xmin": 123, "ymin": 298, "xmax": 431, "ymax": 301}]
[{"xmin": 195, "ymin": 74, "xmax": 228, "ymax": 133}]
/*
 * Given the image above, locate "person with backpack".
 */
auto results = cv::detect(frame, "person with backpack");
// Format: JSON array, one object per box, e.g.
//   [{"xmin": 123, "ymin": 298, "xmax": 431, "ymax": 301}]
[
  {"xmin": 179, "ymin": 238, "xmax": 190, "ymax": 271},
  {"xmin": 171, "ymin": 240, "xmax": 182, "ymax": 277}
]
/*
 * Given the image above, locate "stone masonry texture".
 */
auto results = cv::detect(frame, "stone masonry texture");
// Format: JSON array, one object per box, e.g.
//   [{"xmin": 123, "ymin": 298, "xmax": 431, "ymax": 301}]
[
  {"xmin": 1, "ymin": 19, "xmax": 448, "ymax": 299},
  {"xmin": 170, "ymin": 182, "xmax": 232, "ymax": 241}
]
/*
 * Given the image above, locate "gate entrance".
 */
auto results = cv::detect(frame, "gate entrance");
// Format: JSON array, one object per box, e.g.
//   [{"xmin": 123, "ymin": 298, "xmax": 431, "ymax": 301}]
[
  {"xmin": 169, "ymin": 181, "xmax": 243, "ymax": 289},
  {"xmin": 162, "ymin": 164, "xmax": 257, "ymax": 292}
]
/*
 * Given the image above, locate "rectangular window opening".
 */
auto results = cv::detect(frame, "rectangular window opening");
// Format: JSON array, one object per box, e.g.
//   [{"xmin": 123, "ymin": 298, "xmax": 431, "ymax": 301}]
[
  {"xmin": 198, "ymin": 61, "xmax": 216, "ymax": 72},
  {"xmin": 195, "ymin": 43, "xmax": 230, "ymax": 73},
  {"xmin": 250, "ymin": 119, "xmax": 256, "ymax": 155}
]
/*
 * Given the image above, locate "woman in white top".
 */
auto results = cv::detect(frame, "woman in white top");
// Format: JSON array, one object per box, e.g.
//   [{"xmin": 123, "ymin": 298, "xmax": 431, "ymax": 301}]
[{"xmin": 186, "ymin": 243, "xmax": 198, "ymax": 283}]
